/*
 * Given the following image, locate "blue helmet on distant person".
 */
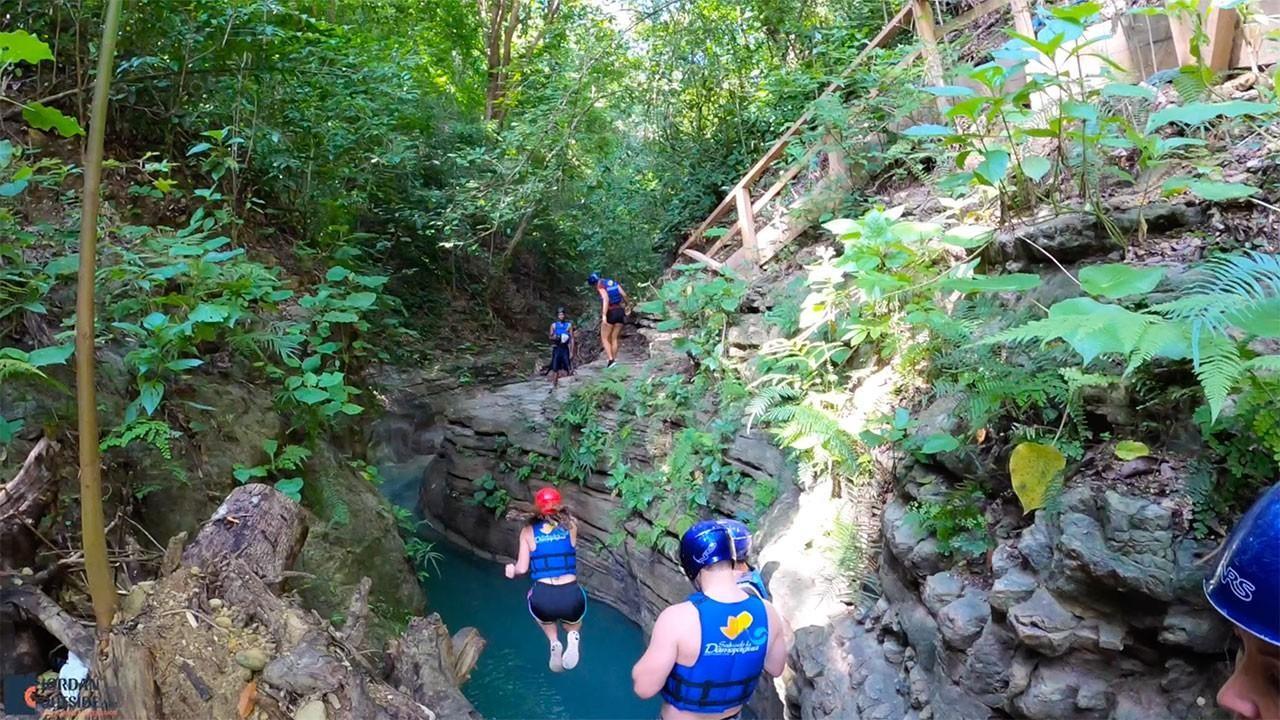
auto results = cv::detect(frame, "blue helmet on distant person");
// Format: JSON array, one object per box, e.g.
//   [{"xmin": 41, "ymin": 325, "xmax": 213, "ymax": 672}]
[
  {"xmin": 679, "ymin": 520, "xmax": 739, "ymax": 582},
  {"xmin": 587, "ymin": 272, "xmax": 601, "ymax": 286},
  {"xmin": 1205, "ymin": 483, "xmax": 1280, "ymax": 646}
]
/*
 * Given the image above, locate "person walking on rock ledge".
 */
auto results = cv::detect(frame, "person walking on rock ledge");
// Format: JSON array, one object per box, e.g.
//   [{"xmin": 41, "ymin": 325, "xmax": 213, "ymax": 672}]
[
  {"xmin": 588, "ymin": 272, "xmax": 627, "ymax": 367},
  {"xmin": 1206, "ymin": 482, "xmax": 1280, "ymax": 720},
  {"xmin": 505, "ymin": 487, "xmax": 587, "ymax": 672},
  {"xmin": 632, "ymin": 519, "xmax": 790, "ymax": 720}
]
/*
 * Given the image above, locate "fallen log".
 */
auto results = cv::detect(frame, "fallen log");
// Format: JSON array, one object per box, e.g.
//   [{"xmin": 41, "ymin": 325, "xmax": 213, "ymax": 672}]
[{"xmin": 181, "ymin": 482, "xmax": 308, "ymax": 587}]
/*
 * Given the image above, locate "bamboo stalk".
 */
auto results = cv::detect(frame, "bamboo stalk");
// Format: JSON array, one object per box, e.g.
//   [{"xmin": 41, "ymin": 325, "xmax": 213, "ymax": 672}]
[{"xmin": 76, "ymin": 0, "xmax": 124, "ymax": 636}]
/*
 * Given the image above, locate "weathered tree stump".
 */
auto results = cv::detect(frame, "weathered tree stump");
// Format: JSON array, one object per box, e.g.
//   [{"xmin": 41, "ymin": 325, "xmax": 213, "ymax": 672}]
[
  {"xmin": 387, "ymin": 615, "xmax": 485, "ymax": 720},
  {"xmin": 181, "ymin": 482, "xmax": 308, "ymax": 587}
]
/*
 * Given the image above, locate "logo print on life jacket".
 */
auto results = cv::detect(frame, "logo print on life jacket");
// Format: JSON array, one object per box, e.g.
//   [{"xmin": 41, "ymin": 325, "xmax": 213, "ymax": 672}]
[
  {"xmin": 1225, "ymin": 567, "xmax": 1255, "ymax": 601},
  {"xmin": 720, "ymin": 611, "xmax": 753, "ymax": 640}
]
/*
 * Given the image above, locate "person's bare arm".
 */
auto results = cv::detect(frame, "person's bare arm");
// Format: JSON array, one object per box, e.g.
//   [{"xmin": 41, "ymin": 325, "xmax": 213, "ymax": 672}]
[
  {"xmin": 505, "ymin": 527, "xmax": 532, "ymax": 578},
  {"xmin": 762, "ymin": 600, "xmax": 791, "ymax": 677},
  {"xmin": 569, "ymin": 517, "xmax": 579, "ymax": 546},
  {"xmin": 569, "ymin": 326, "xmax": 576, "ymax": 356},
  {"xmin": 549, "ymin": 323, "xmax": 556, "ymax": 340},
  {"xmin": 598, "ymin": 286, "xmax": 609, "ymax": 316},
  {"xmin": 633, "ymin": 604, "xmax": 684, "ymax": 698}
]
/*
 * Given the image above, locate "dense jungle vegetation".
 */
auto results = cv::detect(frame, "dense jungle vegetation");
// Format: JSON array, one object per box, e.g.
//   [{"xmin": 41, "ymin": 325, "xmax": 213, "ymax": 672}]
[{"xmin": 2, "ymin": 0, "xmax": 1279, "ymax": 637}]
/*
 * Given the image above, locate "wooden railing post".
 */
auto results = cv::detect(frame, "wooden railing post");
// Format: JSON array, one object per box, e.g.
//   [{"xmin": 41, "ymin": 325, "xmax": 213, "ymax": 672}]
[
  {"xmin": 734, "ymin": 186, "xmax": 759, "ymax": 264},
  {"xmin": 912, "ymin": 0, "xmax": 947, "ymax": 112}
]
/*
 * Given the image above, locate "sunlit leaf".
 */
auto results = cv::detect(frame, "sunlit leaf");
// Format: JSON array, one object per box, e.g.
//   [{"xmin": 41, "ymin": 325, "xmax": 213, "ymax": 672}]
[
  {"xmin": 1102, "ymin": 82, "xmax": 1156, "ymax": 100},
  {"xmin": 941, "ymin": 273, "xmax": 1041, "ymax": 293},
  {"xmin": 975, "ymin": 149, "xmax": 1010, "ymax": 186},
  {"xmin": 1019, "ymin": 155, "xmax": 1052, "ymax": 182},
  {"xmin": 22, "ymin": 103, "xmax": 84, "ymax": 137},
  {"xmin": 1009, "ymin": 442, "xmax": 1066, "ymax": 513},
  {"xmin": 1114, "ymin": 440, "xmax": 1151, "ymax": 460},
  {"xmin": 920, "ymin": 433, "xmax": 961, "ymax": 454},
  {"xmin": 0, "ymin": 31, "xmax": 54, "ymax": 65},
  {"xmin": 1078, "ymin": 263, "xmax": 1165, "ymax": 298},
  {"xmin": 903, "ymin": 123, "xmax": 955, "ymax": 138},
  {"xmin": 1145, "ymin": 101, "xmax": 1276, "ymax": 132},
  {"xmin": 941, "ymin": 224, "xmax": 995, "ymax": 249},
  {"xmin": 27, "ymin": 343, "xmax": 75, "ymax": 367}
]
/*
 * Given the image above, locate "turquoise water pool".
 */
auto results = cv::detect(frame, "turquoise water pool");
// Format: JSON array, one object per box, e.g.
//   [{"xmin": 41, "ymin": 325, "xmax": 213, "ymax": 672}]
[
  {"xmin": 377, "ymin": 468, "xmax": 658, "ymax": 719},
  {"xmin": 422, "ymin": 540, "xmax": 660, "ymax": 720}
]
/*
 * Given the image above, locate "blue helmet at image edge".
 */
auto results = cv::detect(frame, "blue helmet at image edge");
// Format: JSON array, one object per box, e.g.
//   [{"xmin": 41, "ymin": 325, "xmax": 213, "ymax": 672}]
[
  {"xmin": 679, "ymin": 520, "xmax": 740, "ymax": 581},
  {"xmin": 1204, "ymin": 482, "xmax": 1280, "ymax": 646}
]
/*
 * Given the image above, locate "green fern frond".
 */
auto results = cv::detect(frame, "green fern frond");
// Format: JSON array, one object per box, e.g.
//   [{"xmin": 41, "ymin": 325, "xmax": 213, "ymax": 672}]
[
  {"xmin": 1244, "ymin": 355, "xmax": 1280, "ymax": 373},
  {"xmin": 1155, "ymin": 252, "xmax": 1280, "ymax": 361},
  {"xmin": 745, "ymin": 385, "xmax": 802, "ymax": 427},
  {"xmin": 0, "ymin": 357, "xmax": 47, "ymax": 383},
  {"xmin": 275, "ymin": 444, "xmax": 312, "ymax": 471},
  {"xmin": 1196, "ymin": 335, "xmax": 1242, "ymax": 421},
  {"xmin": 101, "ymin": 418, "xmax": 175, "ymax": 459}
]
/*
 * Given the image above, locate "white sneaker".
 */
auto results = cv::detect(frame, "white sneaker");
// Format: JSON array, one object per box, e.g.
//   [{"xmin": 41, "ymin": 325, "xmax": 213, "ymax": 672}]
[
  {"xmin": 549, "ymin": 640, "xmax": 564, "ymax": 672},
  {"xmin": 563, "ymin": 631, "xmax": 580, "ymax": 670}
]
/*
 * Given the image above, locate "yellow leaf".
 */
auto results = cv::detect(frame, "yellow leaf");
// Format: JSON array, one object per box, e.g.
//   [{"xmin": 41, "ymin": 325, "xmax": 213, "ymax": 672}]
[
  {"xmin": 1113, "ymin": 440, "xmax": 1151, "ymax": 460},
  {"xmin": 1009, "ymin": 442, "xmax": 1066, "ymax": 514}
]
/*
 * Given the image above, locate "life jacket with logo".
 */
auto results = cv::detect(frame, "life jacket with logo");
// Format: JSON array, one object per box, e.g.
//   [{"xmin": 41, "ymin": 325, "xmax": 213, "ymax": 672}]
[
  {"xmin": 661, "ymin": 592, "xmax": 769, "ymax": 713},
  {"xmin": 602, "ymin": 278, "xmax": 624, "ymax": 305},
  {"xmin": 552, "ymin": 321, "xmax": 572, "ymax": 345},
  {"xmin": 529, "ymin": 521, "xmax": 576, "ymax": 580}
]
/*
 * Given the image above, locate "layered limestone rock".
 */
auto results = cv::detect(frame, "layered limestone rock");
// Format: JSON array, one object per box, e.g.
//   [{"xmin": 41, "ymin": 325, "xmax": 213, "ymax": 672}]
[{"xmin": 786, "ymin": 471, "xmax": 1233, "ymax": 720}]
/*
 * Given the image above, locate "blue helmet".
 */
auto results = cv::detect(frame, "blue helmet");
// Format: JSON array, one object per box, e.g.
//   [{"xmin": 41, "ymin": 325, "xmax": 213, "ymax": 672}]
[
  {"xmin": 1205, "ymin": 483, "xmax": 1280, "ymax": 646},
  {"xmin": 587, "ymin": 272, "xmax": 600, "ymax": 286},
  {"xmin": 679, "ymin": 520, "xmax": 740, "ymax": 582},
  {"xmin": 718, "ymin": 519, "xmax": 752, "ymax": 559}
]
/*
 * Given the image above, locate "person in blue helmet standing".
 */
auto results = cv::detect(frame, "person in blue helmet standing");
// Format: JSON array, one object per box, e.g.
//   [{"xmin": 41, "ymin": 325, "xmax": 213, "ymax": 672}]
[
  {"xmin": 587, "ymin": 272, "xmax": 627, "ymax": 367},
  {"xmin": 1205, "ymin": 482, "xmax": 1280, "ymax": 719},
  {"xmin": 547, "ymin": 306, "xmax": 575, "ymax": 388},
  {"xmin": 632, "ymin": 520, "xmax": 790, "ymax": 719}
]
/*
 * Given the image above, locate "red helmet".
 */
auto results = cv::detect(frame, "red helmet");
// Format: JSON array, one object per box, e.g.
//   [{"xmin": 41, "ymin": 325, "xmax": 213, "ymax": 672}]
[{"xmin": 534, "ymin": 487, "xmax": 563, "ymax": 515}]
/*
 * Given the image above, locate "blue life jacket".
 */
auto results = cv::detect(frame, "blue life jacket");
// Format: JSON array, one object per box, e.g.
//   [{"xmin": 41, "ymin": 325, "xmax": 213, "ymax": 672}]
[
  {"xmin": 552, "ymin": 321, "xmax": 572, "ymax": 344},
  {"xmin": 661, "ymin": 592, "xmax": 769, "ymax": 714},
  {"xmin": 602, "ymin": 278, "xmax": 624, "ymax": 305},
  {"xmin": 529, "ymin": 521, "xmax": 576, "ymax": 580}
]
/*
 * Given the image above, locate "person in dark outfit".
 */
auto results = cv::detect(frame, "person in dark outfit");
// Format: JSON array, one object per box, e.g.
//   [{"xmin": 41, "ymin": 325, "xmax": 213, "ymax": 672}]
[
  {"xmin": 587, "ymin": 272, "xmax": 628, "ymax": 367},
  {"xmin": 548, "ymin": 307, "xmax": 575, "ymax": 388},
  {"xmin": 505, "ymin": 487, "xmax": 587, "ymax": 672}
]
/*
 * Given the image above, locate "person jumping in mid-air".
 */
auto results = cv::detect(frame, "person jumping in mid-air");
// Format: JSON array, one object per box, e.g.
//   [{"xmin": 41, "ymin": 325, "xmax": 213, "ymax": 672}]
[
  {"xmin": 1205, "ymin": 482, "xmax": 1280, "ymax": 719},
  {"xmin": 548, "ymin": 307, "xmax": 575, "ymax": 388},
  {"xmin": 632, "ymin": 520, "xmax": 790, "ymax": 719},
  {"xmin": 587, "ymin": 272, "xmax": 627, "ymax": 367},
  {"xmin": 505, "ymin": 487, "xmax": 587, "ymax": 672}
]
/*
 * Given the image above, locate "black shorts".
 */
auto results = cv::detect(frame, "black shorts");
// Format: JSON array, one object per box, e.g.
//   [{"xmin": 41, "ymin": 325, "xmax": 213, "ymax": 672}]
[
  {"xmin": 606, "ymin": 305, "xmax": 625, "ymax": 325},
  {"xmin": 527, "ymin": 580, "xmax": 587, "ymax": 624},
  {"xmin": 550, "ymin": 345, "xmax": 572, "ymax": 372}
]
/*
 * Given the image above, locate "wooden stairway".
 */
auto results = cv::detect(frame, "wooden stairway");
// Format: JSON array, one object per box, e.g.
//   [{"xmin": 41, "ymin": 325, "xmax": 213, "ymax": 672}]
[{"xmin": 676, "ymin": 0, "xmax": 1015, "ymax": 278}]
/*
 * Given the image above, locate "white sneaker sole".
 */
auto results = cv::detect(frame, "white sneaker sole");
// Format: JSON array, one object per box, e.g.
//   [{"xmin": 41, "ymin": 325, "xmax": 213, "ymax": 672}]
[
  {"xmin": 562, "ymin": 632, "xmax": 580, "ymax": 670},
  {"xmin": 549, "ymin": 641, "xmax": 564, "ymax": 672}
]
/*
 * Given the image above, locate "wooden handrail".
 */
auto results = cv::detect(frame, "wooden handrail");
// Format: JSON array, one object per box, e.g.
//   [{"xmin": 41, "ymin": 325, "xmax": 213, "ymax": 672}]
[
  {"xmin": 679, "ymin": 0, "xmax": 1019, "ymax": 269},
  {"xmin": 678, "ymin": 1, "xmax": 917, "ymax": 254}
]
